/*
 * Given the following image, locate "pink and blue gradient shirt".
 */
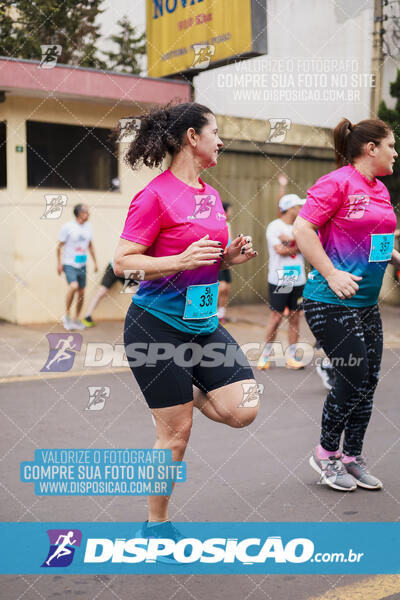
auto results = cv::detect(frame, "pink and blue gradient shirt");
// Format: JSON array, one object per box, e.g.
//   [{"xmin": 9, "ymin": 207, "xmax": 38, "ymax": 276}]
[
  {"xmin": 120, "ymin": 168, "xmax": 229, "ymax": 334},
  {"xmin": 299, "ymin": 164, "xmax": 397, "ymax": 307}
]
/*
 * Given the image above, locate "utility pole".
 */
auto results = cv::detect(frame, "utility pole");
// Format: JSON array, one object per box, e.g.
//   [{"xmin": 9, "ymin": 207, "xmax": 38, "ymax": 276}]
[{"xmin": 370, "ymin": 0, "xmax": 385, "ymax": 117}]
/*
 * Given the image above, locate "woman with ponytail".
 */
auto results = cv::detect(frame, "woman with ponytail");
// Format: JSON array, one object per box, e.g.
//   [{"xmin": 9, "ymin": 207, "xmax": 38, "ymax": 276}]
[
  {"xmin": 294, "ymin": 117, "xmax": 399, "ymax": 492},
  {"xmin": 114, "ymin": 103, "xmax": 258, "ymax": 549}
]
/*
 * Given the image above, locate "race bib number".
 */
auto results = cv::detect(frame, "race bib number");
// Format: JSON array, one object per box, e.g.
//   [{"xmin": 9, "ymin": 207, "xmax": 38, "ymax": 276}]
[
  {"xmin": 74, "ymin": 252, "xmax": 87, "ymax": 264},
  {"xmin": 183, "ymin": 283, "xmax": 219, "ymax": 320},
  {"xmin": 368, "ymin": 233, "xmax": 394, "ymax": 262}
]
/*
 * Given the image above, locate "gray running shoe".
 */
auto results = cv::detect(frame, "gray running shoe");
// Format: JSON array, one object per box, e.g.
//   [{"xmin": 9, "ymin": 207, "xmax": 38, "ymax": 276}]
[
  {"xmin": 309, "ymin": 447, "xmax": 357, "ymax": 491},
  {"xmin": 61, "ymin": 314, "xmax": 73, "ymax": 331},
  {"xmin": 343, "ymin": 456, "xmax": 382, "ymax": 490}
]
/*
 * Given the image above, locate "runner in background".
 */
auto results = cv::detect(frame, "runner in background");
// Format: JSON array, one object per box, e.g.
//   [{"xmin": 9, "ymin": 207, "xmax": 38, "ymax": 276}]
[
  {"xmin": 56, "ymin": 204, "xmax": 98, "ymax": 331},
  {"xmin": 217, "ymin": 202, "xmax": 232, "ymax": 324},
  {"xmin": 82, "ymin": 260, "xmax": 125, "ymax": 328},
  {"xmin": 294, "ymin": 117, "xmax": 399, "ymax": 492},
  {"xmin": 277, "ymin": 173, "xmax": 293, "ymax": 319},
  {"xmin": 257, "ymin": 194, "xmax": 307, "ymax": 370}
]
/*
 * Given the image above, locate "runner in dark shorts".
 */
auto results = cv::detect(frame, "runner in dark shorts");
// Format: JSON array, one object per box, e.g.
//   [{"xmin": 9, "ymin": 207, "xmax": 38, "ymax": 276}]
[
  {"xmin": 113, "ymin": 102, "xmax": 260, "ymax": 544},
  {"xmin": 258, "ymin": 194, "xmax": 307, "ymax": 371},
  {"xmin": 218, "ymin": 268, "xmax": 232, "ymax": 284},
  {"xmin": 268, "ymin": 282, "xmax": 304, "ymax": 313},
  {"xmin": 82, "ymin": 261, "xmax": 125, "ymax": 327}
]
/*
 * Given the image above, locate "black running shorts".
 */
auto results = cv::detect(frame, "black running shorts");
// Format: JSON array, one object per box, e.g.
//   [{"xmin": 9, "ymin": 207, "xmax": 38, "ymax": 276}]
[
  {"xmin": 100, "ymin": 262, "xmax": 125, "ymax": 289},
  {"xmin": 124, "ymin": 302, "xmax": 254, "ymax": 409},
  {"xmin": 218, "ymin": 269, "xmax": 232, "ymax": 284},
  {"xmin": 268, "ymin": 283, "xmax": 304, "ymax": 313}
]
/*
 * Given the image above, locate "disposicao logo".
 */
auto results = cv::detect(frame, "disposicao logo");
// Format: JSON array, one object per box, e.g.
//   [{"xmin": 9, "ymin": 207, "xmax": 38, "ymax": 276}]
[
  {"xmin": 83, "ymin": 536, "xmax": 314, "ymax": 564},
  {"xmin": 41, "ymin": 334, "xmax": 82, "ymax": 372},
  {"xmin": 41, "ymin": 529, "xmax": 82, "ymax": 567}
]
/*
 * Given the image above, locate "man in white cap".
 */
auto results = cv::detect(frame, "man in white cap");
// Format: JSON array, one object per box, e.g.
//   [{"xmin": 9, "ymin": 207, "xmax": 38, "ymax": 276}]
[{"xmin": 258, "ymin": 194, "xmax": 307, "ymax": 370}]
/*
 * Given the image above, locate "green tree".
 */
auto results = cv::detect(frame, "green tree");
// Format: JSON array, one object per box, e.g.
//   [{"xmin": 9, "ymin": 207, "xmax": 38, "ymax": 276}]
[
  {"xmin": 0, "ymin": 0, "xmax": 107, "ymax": 69},
  {"xmin": 379, "ymin": 69, "xmax": 400, "ymax": 208},
  {"xmin": 103, "ymin": 15, "xmax": 146, "ymax": 75}
]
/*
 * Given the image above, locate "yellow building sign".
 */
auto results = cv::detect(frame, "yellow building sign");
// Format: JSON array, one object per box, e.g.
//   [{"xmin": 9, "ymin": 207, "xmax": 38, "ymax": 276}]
[{"xmin": 146, "ymin": 0, "xmax": 267, "ymax": 78}]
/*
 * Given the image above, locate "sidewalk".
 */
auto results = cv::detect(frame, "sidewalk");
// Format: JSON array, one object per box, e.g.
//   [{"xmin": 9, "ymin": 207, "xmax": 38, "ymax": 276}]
[{"xmin": 0, "ymin": 303, "xmax": 399, "ymax": 379}]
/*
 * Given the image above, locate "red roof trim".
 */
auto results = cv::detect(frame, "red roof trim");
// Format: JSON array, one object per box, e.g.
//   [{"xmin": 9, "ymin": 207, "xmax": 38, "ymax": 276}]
[{"xmin": 0, "ymin": 57, "xmax": 191, "ymax": 104}]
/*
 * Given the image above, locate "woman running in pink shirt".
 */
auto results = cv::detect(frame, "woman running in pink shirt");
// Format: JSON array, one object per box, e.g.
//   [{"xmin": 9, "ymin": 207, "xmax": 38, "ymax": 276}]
[
  {"xmin": 294, "ymin": 118, "xmax": 399, "ymax": 492},
  {"xmin": 114, "ymin": 103, "xmax": 259, "ymax": 548}
]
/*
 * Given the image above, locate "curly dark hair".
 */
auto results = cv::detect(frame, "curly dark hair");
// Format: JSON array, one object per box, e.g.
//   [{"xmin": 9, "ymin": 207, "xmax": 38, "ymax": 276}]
[{"xmin": 119, "ymin": 102, "xmax": 214, "ymax": 171}]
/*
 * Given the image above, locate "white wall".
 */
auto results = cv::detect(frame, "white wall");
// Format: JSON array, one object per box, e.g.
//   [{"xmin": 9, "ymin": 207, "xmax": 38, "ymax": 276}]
[
  {"xmin": 0, "ymin": 95, "xmax": 156, "ymax": 324},
  {"xmin": 195, "ymin": 0, "xmax": 374, "ymax": 127}
]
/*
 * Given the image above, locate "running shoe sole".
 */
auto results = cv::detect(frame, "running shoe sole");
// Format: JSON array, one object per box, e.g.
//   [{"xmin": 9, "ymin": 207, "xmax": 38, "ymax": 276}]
[
  {"xmin": 343, "ymin": 460, "xmax": 383, "ymax": 490},
  {"xmin": 309, "ymin": 455, "xmax": 357, "ymax": 491},
  {"xmin": 342, "ymin": 470, "xmax": 383, "ymax": 490},
  {"xmin": 352, "ymin": 479, "xmax": 382, "ymax": 490}
]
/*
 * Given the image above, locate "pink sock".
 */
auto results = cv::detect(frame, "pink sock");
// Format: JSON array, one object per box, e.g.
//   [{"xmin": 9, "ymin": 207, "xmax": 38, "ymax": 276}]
[
  {"xmin": 317, "ymin": 445, "xmax": 341, "ymax": 460},
  {"xmin": 342, "ymin": 455, "xmax": 357, "ymax": 464}
]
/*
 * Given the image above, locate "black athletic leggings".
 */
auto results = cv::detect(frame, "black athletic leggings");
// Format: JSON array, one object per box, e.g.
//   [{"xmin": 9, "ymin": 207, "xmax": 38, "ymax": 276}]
[{"xmin": 303, "ymin": 299, "xmax": 383, "ymax": 456}]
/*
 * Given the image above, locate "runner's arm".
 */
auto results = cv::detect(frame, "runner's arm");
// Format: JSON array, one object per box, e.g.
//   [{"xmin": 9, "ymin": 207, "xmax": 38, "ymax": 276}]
[
  {"xmin": 293, "ymin": 215, "xmax": 362, "ymax": 299},
  {"xmin": 56, "ymin": 242, "xmax": 64, "ymax": 275},
  {"xmin": 390, "ymin": 248, "xmax": 400, "ymax": 268},
  {"xmin": 267, "ymin": 226, "xmax": 298, "ymax": 256},
  {"xmin": 88, "ymin": 241, "xmax": 98, "ymax": 272},
  {"xmin": 114, "ymin": 237, "xmax": 222, "ymax": 281},
  {"xmin": 114, "ymin": 239, "xmax": 178, "ymax": 280},
  {"xmin": 293, "ymin": 216, "xmax": 336, "ymax": 278},
  {"xmin": 273, "ymin": 243, "xmax": 299, "ymax": 256},
  {"xmin": 278, "ymin": 234, "xmax": 301, "ymax": 254}
]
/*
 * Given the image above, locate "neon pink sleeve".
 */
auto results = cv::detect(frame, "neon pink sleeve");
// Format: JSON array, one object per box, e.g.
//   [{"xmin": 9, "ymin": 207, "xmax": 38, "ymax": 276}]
[
  {"xmin": 299, "ymin": 174, "xmax": 342, "ymax": 227},
  {"xmin": 121, "ymin": 187, "xmax": 162, "ymax": 246}
]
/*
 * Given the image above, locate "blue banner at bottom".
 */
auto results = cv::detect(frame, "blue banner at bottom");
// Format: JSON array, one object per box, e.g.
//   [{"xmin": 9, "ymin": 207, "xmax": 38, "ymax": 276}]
[{"xmin": 1, "ymin": 522, "xmax": 399, "ymax": 574}]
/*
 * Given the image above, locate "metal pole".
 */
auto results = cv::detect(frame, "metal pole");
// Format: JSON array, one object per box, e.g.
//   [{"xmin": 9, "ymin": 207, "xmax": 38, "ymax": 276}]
[{"xmin": 370, "ymin": 0, "xmax": 384, "ymax": 117}]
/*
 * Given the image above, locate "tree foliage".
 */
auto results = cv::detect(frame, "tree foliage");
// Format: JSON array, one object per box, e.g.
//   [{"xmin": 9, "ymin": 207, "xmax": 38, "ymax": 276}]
[
  {"xmin": 0, "ymin": 2, "xmax": 146, "ymax": 73},
  {"xmin": 0, "ymin": 0, "xmax": 107, "ymax": 69},
  {"xmin": 103, "ymin": 16, "xmax": 146, "ymax": 75}
]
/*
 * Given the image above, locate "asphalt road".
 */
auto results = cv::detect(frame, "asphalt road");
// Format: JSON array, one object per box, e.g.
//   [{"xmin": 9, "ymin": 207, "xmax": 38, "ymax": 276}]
[{"xmin": 1, "ymin": 341, "xmax": 400, "ymax": 599}]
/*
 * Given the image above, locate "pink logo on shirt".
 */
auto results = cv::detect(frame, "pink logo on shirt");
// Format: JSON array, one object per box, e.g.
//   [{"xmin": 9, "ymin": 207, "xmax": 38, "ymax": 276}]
[
  {"xmin": 187, "ymin": 194, "xmax": 216, "ymax": 220},
  {"xmin": 346, "ymin": 194, "xmax": 370, "ymax": 219}
]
